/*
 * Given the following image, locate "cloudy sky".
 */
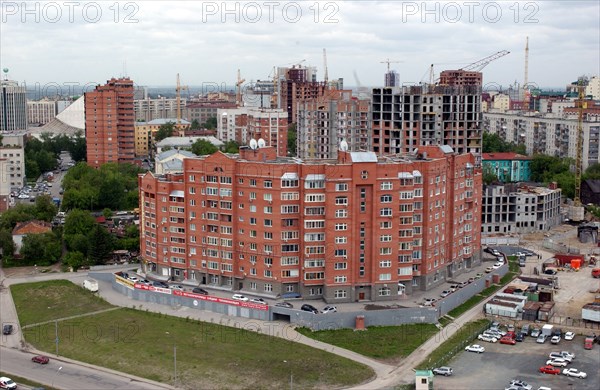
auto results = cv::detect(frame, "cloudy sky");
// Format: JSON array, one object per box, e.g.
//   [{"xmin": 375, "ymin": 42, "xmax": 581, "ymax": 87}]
[{"xmin": 1, "ymin": 0, "xmax": 598, "ymax": 92}]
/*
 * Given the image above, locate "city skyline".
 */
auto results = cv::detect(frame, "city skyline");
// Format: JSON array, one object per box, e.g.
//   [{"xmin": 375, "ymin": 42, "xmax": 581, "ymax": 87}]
[{"xmin": 1, "ymin": 1, "xmax": 598, "ymax": 90}]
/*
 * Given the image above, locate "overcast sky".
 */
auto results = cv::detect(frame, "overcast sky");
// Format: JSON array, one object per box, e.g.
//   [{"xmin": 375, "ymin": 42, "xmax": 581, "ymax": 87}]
[{"xmin": 1, "ymin": 0, "xmax": 598, "ymax": 93}]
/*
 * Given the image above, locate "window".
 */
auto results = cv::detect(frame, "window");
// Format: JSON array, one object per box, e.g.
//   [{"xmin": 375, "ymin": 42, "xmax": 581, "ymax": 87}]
[
  {"xmin": 335, "ymin": 223, "xmax": 347, "ymax": 231},
  {"xmin": 305, "ymin": 179, "xmax": 325, "ymax": 189},
  {"xmin": 334, "ymin": 290, "xmax": 347, "ymax": 298},
  {"xmin": 334, "ymin": 262, "xmax": 347, "ymax": 270},
  {"xmin": 380, "ymin": 194, "xmax": 392, "ymax": 203},
  {"xmin": 380, "ymin": 208, "xmax": 392, "ymax": 216},
  {"xmin": 334, "ymin": 276, "xmax": 347, "ymax": 283},
  {"xmin": 281, "ymin": 205, "xmax": 299, "ymax": 214},
  {"xmin": 335, "ymin": 236, "xmax": 347, "ymax": 244},
  {"xmin": 334, "ymin": 249, "xmax": 347, "ymax": 257},
  {"xmin": 360, "ymin": 170, "xmax": 368, "ymax": 179},
  {"xmin": 380, "ymin": 181, "xmax": 393, "ymax": 190},
  {"xmin": 380, "ymin": 235, "xmax": 392, "ymax": 242},
  {"xmin": 250, "ymin": 179, "xmax": 257, "ymax": 186},
  {"xmin": 380, "ymin": 221, "xmax": 392, "ymax": 229},
  {"xmin": 282, "ymin": 179, "xmax": 298, "ymax": 188},
  {"xmin": 379, "ymin": 260, "xmax": 392, "ymax": 268},
  {"xmin": 400, "ymin": 191, "xmax": 413, "ymax": 199},
  {"xmin": 335, "ymin": 196, "xmax": 348, "ymax": 205},
  {"xmin": 264, "ymin": 180, "xmax": 272, "ymax": 188},
  {"xmin": 305, "ymin": 194, "xmax": 326, "ymax": 202},
  {"xmin": 335, "ymin": 183, "xmax": 348, "ymax": 191},
  {"xmin": 378, "ymin": 287, "xmax": 391, "ymax": 296},
  {"xmin": 304, "ymin": 220, "xmax": 325, "ymax": 229},
  {"xmin": 335, "ymin": 209, "xmax": 348, "ymax": 218}
]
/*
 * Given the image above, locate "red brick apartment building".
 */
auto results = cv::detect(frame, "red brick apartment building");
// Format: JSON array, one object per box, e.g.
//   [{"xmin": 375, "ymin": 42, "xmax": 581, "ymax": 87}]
[
  {"xmin": 85, "ymin": 78, "xmax": 135, "ymax": 168},
  {"xmin": 139, "ymin": 145, "xmax": 481, "ymax": 302}
]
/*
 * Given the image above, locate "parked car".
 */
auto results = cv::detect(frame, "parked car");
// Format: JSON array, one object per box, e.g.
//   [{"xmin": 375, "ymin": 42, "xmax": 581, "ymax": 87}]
[
  {"xmin": 465, "ymin": 344, "xmax": 485, "ymax": 353},
  {"xmin": 539, "ymin": 365, "xmax": 561, "ymax": 375},
  {"xmin": 2, "ymin": 325, "xmax": 13, "ymax": 335},
  {"xmin": 520, "ymin": 324, "xmax": 530, "ymax": 336},
  {"xmin": 530, "ymin": 328, "xmax": 541, "ymax": 337},
  {"xmin": 31, "ymin": 355, "xmax": 50, "ymax": 364},
  {"xmin": 432, "ymin": 367, "xmax": 453, "ymax": 376},
  {"xmin": 127, "ymin": 276, "xmax": 139, "ymax": 283},
  {"xmin": 423, "ymin": 298, "xmax": 437, "ymax": 306},
  {"xmin": 250, "ymin": 298, "xmax": 267, "ymax": 305},
  {"xmin": 440, "ymin": 290, "xmax": 451, "ymax": 298},
  {"xmin": 152, "ymin": 281, "xmax": 169, "ymax": 288},
  {"xmin": 508, "ymin": 380, "xmax": 532, "ymax": 390},
  {"xmin": 564, "ymin": 331, "xmax": 575, "ymax": 340},
  {"xmin": 551, "ymin": 335, "xmax": 561, "ymax": 344},
  {"xmin": 449, "ymin": 285, "xmax": 459, "ymax": 292},
  {"xmin": 169, "ymin": 285, "xmax": 184, "ymax": 291},
  {"xmin": 232, "ymin": 294, "xmax": 249, "ymax": 302},
  {"xmin": 545, "ymin": 358, "xmax": 568, "ymax": 367},
  {"xmin": 560, "ymin": 351, "xmax": 575, "ymax": 360},
  {"xmin": 275, "ymin": 302, "xmax": 293, "ymax": 308},
  {"xmin": 485, "ymin": 267, "xmax": 494, "ymax": 273},
  {"xmin": 515, "ymin": 333, "xmax": 525, "ymax": 342},
  {"xmin": 536, "ymin": 334, "xmax": 547, "ymax": 344},
  {"xmin": 321, "ymin": 305, "xmax": 337, "ymax": 314},
  {"xmin": 0, "ymin": 377, "xmax": 17, "ymax": 389},
  {"xmin": 280, "ymin": 292, "xmax": 301, "ymax": 299},
  {"xmin": 492, "ymin": 262, "xmax": 503, "ymax": 269},
  {"xmin": 549, "ymin": 352, "xmax": 572, "ymax": 362},
  {"xmin": 500, "ymin": 336, "xmax": 517, "ymax": 345},
  {"xmin": 552, "ymin": 328, "xmax": 562, "ymax": 337},
  {"xmin": 478, "ymin": 334, "xmax": 498, "ymax": 343},
  {"xmin": 507, "ymin": 324, "xmax": 515, "ymax": 332},
  {"xmin": 562, "ymin": 368, "xmax": 587, "ymax": 378},
  {"xmin": 191, "ymin": 287, "xmax": 208, "ymax": 295},
  {"xmin": 301, "ymin": 304, "xmax": 319, "ymax": 314}
]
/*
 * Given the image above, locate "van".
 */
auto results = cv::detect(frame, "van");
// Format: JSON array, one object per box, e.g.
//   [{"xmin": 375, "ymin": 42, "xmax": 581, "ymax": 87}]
[
  {"xmin": 83, "ymin": 279, "xmax": 99, "ymax": 292},
  {"xmin": 592, "ymin": 269, "xmax": 600, "ymax": 278}
]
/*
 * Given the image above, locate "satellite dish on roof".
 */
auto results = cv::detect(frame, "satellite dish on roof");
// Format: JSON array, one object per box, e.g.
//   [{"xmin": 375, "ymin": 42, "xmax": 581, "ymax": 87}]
[
  {"xmin": 339, "ymin": 139, "xmax": 348, "ymax": 152},
  {"xmin": 249, "ymin": 139, "xmax": 258, "ymax": 150},
  {"xmin": 257, "ymin": 138, "xmax": 266, "ymax": 148}
]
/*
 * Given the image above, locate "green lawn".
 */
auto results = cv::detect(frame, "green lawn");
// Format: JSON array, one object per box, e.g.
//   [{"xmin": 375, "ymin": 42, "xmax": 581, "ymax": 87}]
[
  {"xmin": 416, "ymin": 319, "xmax": 490, "ymax": 369},
  {"xmin": 297, "ymin": 323, "xmax": 439, "ymax": 363},
  {"xmin": 0, "ymin": 371, "xmax": 57, "ymax": 390},
  {"xmin": 11, "ymin": 279, "xmax": 113, "ymax": 325},
  {"xmin": 14, "ymin": 281, "xmax": 374, "ymax": 389}
]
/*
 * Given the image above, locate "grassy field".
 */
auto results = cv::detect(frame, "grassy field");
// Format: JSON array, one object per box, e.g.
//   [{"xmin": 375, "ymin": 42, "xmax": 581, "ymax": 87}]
[
  {"xmin": 297, "ymin": 323, "xmax": 439, "ymax": 363},
  {"xmin": 416, "ymin": 319, "xmax": 490, "ymax": 369},
  {"xmin": 14, "ymin": 281, "xmax": 374, "ymax": 390},
  {"xmin": 10, "ymin": 279, "xmax": 113, "ymax": 325}
]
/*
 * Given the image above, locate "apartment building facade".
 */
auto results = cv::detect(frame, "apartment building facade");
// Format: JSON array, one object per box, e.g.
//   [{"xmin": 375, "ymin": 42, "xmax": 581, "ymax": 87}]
[
  {"xmin": 139, "ymin": 145, "xmax": 481, "ymax": 302},
  {"xmin": 0, "ymin": 134, "xmax": 25, "ymax": 190},
  {"xmin": 1, "ymin": 79, "xmax": 27, "ymax": 132},
  {"xmin": 217, "ymin": 107, "xmax": 288, "ymax": 156},
  {"xmin": 371, "ymin": 84, "xmax": 483, "ymax": 166},
  {"xmin": 296, "ymin": 90, "xmax": 371, "ymax": 160},
  {"xmin": 85, "ymin": 78, "xmax": 135, "ymax": 168},
  {"xmin": 483, "ymin": 111, "xmax": 600, "ymax": 169},
  {"xmin": 27, "ymin": 99, "xmax": 57, "ymax": 125},
  {"xmin": 481, "ymin": 184, "xmax": 562, "ymax": 235},
  {"xmin": 134, "ymin": 97, "xmax": 187, "ymax": 122},
  {"xmin": 185, "ymin": 100, "xmax": 236, "ymax": 126},
  {"xmin": 482, "ymin": 152, "xmax": 531, "ymax": 182}
]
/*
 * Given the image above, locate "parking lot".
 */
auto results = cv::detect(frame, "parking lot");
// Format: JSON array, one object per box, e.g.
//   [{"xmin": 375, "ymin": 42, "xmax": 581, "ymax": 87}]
[{"xmin": 434, "ymin": 332, "xmax": 600, "ymax": 389}]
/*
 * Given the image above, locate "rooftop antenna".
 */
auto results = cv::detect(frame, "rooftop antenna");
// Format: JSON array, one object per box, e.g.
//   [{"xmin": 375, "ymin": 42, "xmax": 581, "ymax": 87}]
[{"xmin": 2, "ymin": 68, "xmax": 8, "ymax": 81}]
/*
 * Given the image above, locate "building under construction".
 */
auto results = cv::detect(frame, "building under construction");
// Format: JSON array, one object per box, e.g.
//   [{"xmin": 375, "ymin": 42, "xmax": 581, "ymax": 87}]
[{"xmin": 372, "ymin": 77, "xmax": 483, "ymax": 166}]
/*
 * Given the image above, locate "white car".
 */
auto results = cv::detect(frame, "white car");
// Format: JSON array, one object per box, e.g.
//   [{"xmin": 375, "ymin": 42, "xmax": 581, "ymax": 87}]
[
  {"xmin": 169, "ymin": 285, "xmax": 184, "ymax": 291},
  {"xmin": 560, "ymin": 351, "xmax": 575, "ymax": 360},
  {"xmin": 232, "ymin": 294, "xmax": 249, "ymax": 302},
  {"xmin": 492, "ymin": 262, "xmax": 503, "ymax": 269},
  {"xmin": 562, "ymin": 368, "xmax": 586, "ymax": 378},
  {"xmin": 127, "ymin": 276, "xmax": 139, "ymax": 283},
  {"xmin": 478, "ymin": 334, "xmax": 498, "ymax": 343},
  {"xmin": 545, "ymin": 358, "xmax": 568, "ymax": 367},
  {"xmin": 465, "ymin": 344, "xmax": 485, "ymax": 353},
  {"xmin": 250, "ymin": 298, "xmax": 267, "ymax": 305},
  {"xmin": 508, "ymin": 380, "xmax": 532, "ymax": 390},
  {"xmin": 549, "ymin": 352, "xmax": 572, "ymax": 362},
  {"xmin": 321, "ymin": 305, "xmax": 337, "ymax": 314},
  {"xmin": 550, "ymin": 335, "xmax": 561, "ymax": 344},
  {"xmin": 423, "ymin": 298, "xmax": 437, "ymax": 306},
  {"xmin": 440, "ymin": 290, "xmax": 451, "ymax": 298},
  {"xmin": 564, "ymin": 332, "xmax": 575, "ymax": 340},
  {"xmin": 0, "ymin": 377, "xmax": 17, "ymax": 390}
]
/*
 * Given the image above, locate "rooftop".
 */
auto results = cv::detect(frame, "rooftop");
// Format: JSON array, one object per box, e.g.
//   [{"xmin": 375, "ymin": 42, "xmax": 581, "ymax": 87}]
[{"xmin": 482, "ymin": 152, "xmax": 530, "ymax": 161}]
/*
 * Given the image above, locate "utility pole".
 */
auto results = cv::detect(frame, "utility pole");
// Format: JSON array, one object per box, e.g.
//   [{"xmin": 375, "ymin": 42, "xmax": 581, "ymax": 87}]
[
  {"xmin": 55, "ymin": 320, "xmax": 59, "ymax": 357},
  {"xmin": 174, "ymin": 344, "xmax": 177, "ymax": 386}
]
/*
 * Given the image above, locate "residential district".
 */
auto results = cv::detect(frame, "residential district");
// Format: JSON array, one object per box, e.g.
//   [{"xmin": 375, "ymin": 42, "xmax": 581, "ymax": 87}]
[{"xmin": 0, "ymin": 54, "xmax": 599, "ymax": 390}]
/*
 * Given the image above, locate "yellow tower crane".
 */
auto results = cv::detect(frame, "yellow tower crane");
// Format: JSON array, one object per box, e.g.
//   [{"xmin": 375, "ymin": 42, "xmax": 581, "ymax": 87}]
[
  {"xmin": 176, "ymin": 73, "xmax": 188, "ymax": 127},
  {"xmin": 236, "ymin": 69, "xmax": 246, "ymax": 107}
]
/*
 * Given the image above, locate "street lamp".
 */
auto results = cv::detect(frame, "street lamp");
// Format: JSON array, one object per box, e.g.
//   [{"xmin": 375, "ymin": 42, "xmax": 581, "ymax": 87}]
[
  {"xmin": 283, "ymin": 360, "xmax": 293, "ymax": 390},
  {"xmin": 166, "ymin": 332, "xmax": 176, "ymax": 386},
  {"xmin": 52, "ymin": 366, "xmax": 63, "ymax": 387}
]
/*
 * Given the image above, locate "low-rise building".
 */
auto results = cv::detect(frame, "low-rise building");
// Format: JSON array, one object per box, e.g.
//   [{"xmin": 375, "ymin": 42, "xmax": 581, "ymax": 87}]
[
  {"xmin": 155, "ymin": 136, "xmax": 223, "ymax": 155},
  {"xmin": 481, "ymin": 184, "xmax": 562, "ymax": 235},
  {"xmin": 482, "ymin": 152, "xmax": 531, "ymax": 182},
  {"xmin": 12, "ymin": 220, "xmax": 53, "ymax": 254},
  {"xmin": 0, "ymin": 134, "xmax": 26, "ymax": 190},
  {"xmin": 155, "ymin": 149, "xmax": 196, "ymax": 175}
]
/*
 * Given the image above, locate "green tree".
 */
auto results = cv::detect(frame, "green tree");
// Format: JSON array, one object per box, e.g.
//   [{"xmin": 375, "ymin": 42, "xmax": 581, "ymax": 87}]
[
  {"xmin": 0, "ymin": 204, "xmax": 37, "ymax": 231},
  {"xmin": 87, "ymin": 224, "xmax": 114, "ymax": 265},
  {"xmin": 483, "ymin": 165, "xmax": 499, "ymax": 185},
  {"xmin": 190, "ymin": 119, "xmax": 200, "ymax": 130},
  {"xmin": 202, "ymin": 116, "xmax": 217, "ymax": 130},
  {"xmin": 0, "ymin": 229, "xmax": 16, "ymax": 261},
  {"xmin": 65, "ymin": 233, "xmax": 89, "ymax": 256},
  {"xmin": 102, "ymin": 208, "xmax": 113, "ymax": 219},
  {"xmin": 191, "ymin": 139, "xmax": 218, "ymax": 156},
  {"xmin": 63, "ymin": 209, "xmax": 96, "ymax": 235},
  {"xmin": 482, "ymin": 132, "xmax": 526, "ymax": 155},
  {"xmin": 20, "ymin": 232, "xmax": 61, "ymax": 265},
  {"xmin": 222, "ymin": 140, "xmax": 239, "ymax": 154},
  {"xmin": 34, "ymin": 195, "xmax": 58, "ymax": 222},
  {"xmin": 154, "ymin": 122, "xmax": 176, "ymax": 142},
  {"xmin": 287, "ymin": 123, "xmax": 297, "ymax": 156},
  {"xmin": 583, "ymin": 163, "xmax": 600, "ymax": 180},
  {"xmin": 64, "ymin": 251, "xmax": 87, "ymax": 272}
]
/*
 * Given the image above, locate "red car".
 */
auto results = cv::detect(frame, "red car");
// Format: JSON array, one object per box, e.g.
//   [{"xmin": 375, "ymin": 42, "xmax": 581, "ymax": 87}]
[
  {"xmin": 505, "ymin": 331, "xmax": 516, "ymax": 339},
  {"xmin": 539, "ymin": 365, "xmax": 561, "ymax": 375},
  {"xmin": 500, "ymin": 336, "xmax": 516, "ymax": 345},
  {"xmin": 31, "ymin": 355, "xmax": 49, "ymax": 364}
]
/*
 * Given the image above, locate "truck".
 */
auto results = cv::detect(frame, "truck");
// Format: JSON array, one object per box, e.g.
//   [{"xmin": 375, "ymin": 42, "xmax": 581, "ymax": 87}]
[
  {"xmin": 83, "ymin": 279, "xmax": 99, "ymax": 292},
  {"xmin": 542, "ymin": 324, "xmax": 554, "ymax": 336},
  {"xmin": 582, "ymin": 303, "xmax": 600, "ymax": 322}
]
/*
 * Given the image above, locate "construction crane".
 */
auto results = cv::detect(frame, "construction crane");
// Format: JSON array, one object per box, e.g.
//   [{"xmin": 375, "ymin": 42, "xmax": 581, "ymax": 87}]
[
  {"xmin": 460, "ymin": 50, "xmax": 510, "ymax": 72},
  {"xmin": 236, "ymin": 69, "xmax": 245, "ymax": 106},
  {"xmin": 380, "ymin": 58, "xmax": 403, "ymax": 72},
  {"xmin": 323, "ymin": 48, "xmax": 328, "ymax": 85},
  {"xmin": 523, "ymin": 37, "xmax": 530, "ymax": 102},
  {"xmin": 176, "ymin": 73, "xmax": 188, "ymax": 126}
]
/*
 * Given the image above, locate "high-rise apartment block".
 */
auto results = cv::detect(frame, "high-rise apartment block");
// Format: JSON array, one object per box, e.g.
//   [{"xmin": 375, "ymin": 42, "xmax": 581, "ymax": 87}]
[
  {"xmin": 277, "ymin": 66, "xmax": 328, "ymax": 124},
  {"xmin": 217, "ymin": 107, "xmax": 288, "ymax": 156},
  {"xmin": 139, "ymin": 145, "xmax": 481, "ymax": 301},
  {"xmin": 371, "ymin": 84, "xmax": 483, "ymax": 166},
  {"xmin": 0, "ymin": 79, "xmax": 27, "ymax": 132},
  {"xmin": 84, "ymin": 78, "xmax": 135, "ymax": 168},
  {"xmin": 297, "ymin": 90, "xmax": 371, "ymax": 159},
  {"xmin": 134, "ymin": 97, "xmax": 187, "ymax": 122}
]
